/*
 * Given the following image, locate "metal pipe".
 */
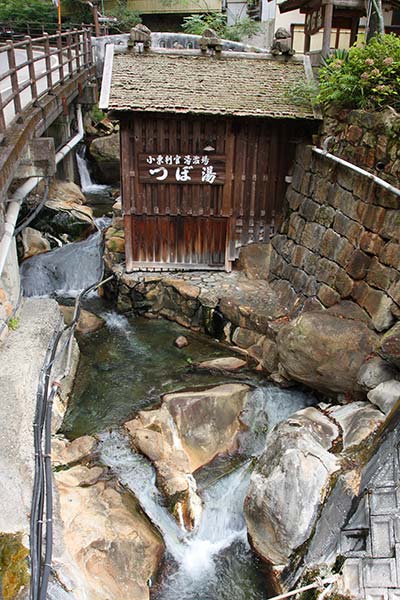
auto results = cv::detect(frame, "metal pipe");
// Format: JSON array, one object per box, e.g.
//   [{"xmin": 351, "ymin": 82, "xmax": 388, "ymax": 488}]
[
  {"xmin": 0, "ymin": 105, "xmax": 85, "ymax": 277},
  {"xmin": 312, "ymin": 145, "xmax": 400, "ymax": 198}
]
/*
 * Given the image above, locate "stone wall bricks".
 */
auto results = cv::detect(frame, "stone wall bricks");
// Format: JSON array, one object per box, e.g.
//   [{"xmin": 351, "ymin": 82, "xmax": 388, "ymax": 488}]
[
  {"xmin": 314, "ymin": 205, "xmax": 336, "ymax": 227},
  {"xmin": 359, "ymin": 204, "xmax": 386, "ymax": 233},
  {"xmin": 316, "ymin": 258, "xmax": 340, "ymax": 287},
  {"xmin": 334, "ymin": 238, "xmax": 356, "ymax": 268},
  {"xmin": 301, "ymin": 222, "xmax": 326, "ymax": 251},
  {"xmin": 334, "ymin": 269, "xmax": 354, "ymax": 298},
  {"xmin": 300, "ymin": 172, "xmax": 314, "ymax": 197},
  {"xmin": 379, "ymin": 243, "xmax": 400, "ymax": 270},
  {"xmin": 333, "ymin": 212, "xmax": 363, "ymax": 242},
  {"xmin": 332, "ymin": 188, "xmax": 359, "ymax": 221},
  {"xmin": 321, "ymin": 229, "xmax": 342, "ymax": 258},
  {"xmin": 288, "ymin": 213, "xmax": 306, "ymax": 243},
  {"xmin": 291, "ymin": 165, "xmax": 304, "ymax": 193},
  {"xmin": 337, "ymin": 167, "xmax": 355, "ymax": 192},
  {"xmin": 291, "ymin": 268, "xmax": 310, "ymax": 292},
  {"xmin": 299, "ymin": 198, "xmax": 319, "ymax": 221},
  {"xmin": 303, "ymin": 276, "xmax": 319, "ymax": 296},
  {"xmin": 346, "ymin": 249, "xmax": 371, "ymax": 280},
  {"xmin": 360, "ymin": 231, "xmax": 385, "ymax": 256},
  {"xmin": 352, "ymin": 280, "xmax": 370, "ymax": 305},
  {"xmin": 291, "ymin": 245, "xmax": 309, "ymax": 269},
  {"xmin": 317, "ymin": 284, "xmax": 341, "ymax": 307},
  {"xmin": 287, "ymin": 189, "xmax": 303, "ymax": 211},
  {"xmin": 374, "ymin": 187, "xmax": 398, "ymax": 209},
  {"xmin": 313, "ymin": 179, "xmax": 333, "ymax": 205},
  {"xmin": 381, "ymin": 210, "xmax": 400, "ymax": 241},
  {"xmin": 366, "ymin": 257, "xmax": 398, "ymax": 291},
  {"xmin": 388, "ymin": 280, "xmax": 400, "ymax": 307},
  {"xmin": 346, "ymin": 125, "xmax": 363, "ymax": 144},
  {"xmin": 303, "ymin": 250, "xmax": 319, "ymax": 275}
]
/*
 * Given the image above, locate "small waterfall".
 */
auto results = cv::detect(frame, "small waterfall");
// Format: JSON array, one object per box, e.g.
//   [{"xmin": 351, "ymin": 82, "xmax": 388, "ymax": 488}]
[
  {"xmin": 76, "ymin": 149, "xmax": 109, "ymax": 194},
  {"xmin": 20, "ymin": 231, "xmax": 104, "ymax": 297}
]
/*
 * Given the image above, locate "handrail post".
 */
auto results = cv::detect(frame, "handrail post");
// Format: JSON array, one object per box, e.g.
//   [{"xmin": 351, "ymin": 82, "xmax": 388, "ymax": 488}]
[
  {"xmin": 0, "ymin": 94, "xmax": 6, "ymax": 133},
  {"xmin": 66, "ymin": 31, "xmax": 73, "ymax": 78},
  {"xmin": 56, "ymin": 31, "xmax": 64, "ymax": 85},
  {"xmin": 7, "ymin": 42, "xmax": 22, "ymax": 118},
  {"xmin": 73, "ymin": 29, "xmax": 81, "ymax": 73},
  {"xmin": 25, "ymin": 36, "xmax": 38, "ymax": 103},
  {"xmin": 43, "ymin": 33, "xmax": 53, "ymax": 92}
]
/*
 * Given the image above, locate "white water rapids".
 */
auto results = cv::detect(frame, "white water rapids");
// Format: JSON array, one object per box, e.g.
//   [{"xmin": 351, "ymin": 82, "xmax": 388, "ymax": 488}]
[
  {"xmin": 99, "ymin": 385, "xmax": 314, "ymax": 599},
  {"xmin": 76, "ymin": 150, "xmax": 110, "ymax": 194}
]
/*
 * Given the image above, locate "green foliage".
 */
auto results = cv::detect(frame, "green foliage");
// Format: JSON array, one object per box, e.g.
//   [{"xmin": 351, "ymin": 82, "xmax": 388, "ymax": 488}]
[
  {"xmin": 7, "ymin": 316, "xmax": 20, "ymax": 331},
  {"xmin": 91, "ymin": 104, "xmax": 107, "ymax": 124},
  {"xmin": 62, "ymin": 0, "xmax": 92, "ymax": 24},
  {"xmin": 317, "ymin": 34, "xmax": 400, "ymax": 110},
  {"xmin": 182, "ymin": 12, "xmax": 261, "ymax": 42},
  {"xmin": 0, "ymin": 0, "xmax": 57, "ymax": 26},
  {"xmin": 107, "ymin": 0, "xmax": 141, "ymax": 33},
  {"xmin": 286, "ymin": 79, "xmax": 319, "ymax": 107}
]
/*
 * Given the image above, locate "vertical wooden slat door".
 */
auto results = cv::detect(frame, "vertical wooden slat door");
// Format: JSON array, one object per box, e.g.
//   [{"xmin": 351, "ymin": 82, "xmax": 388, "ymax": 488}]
[{"xmin": 128, "ymin": 215, "xmax": 228, "ymax": 271}]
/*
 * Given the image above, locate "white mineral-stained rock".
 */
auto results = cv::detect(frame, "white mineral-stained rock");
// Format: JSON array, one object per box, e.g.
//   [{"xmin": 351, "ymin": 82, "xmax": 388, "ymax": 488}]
[
  {"xmin": 326, "ymin": 401, "xmax": 384, "ymax": 450},
  {"xmin": 244, "ymin": 407, "xmax": 340, "ymax": 567},
  {"xmin": 197, "ymin": 356, "xmax": 247, "ymax": 371},
  {"xmin": 367, "ymin": 380, "xmax": 400, "ymax": 415},
  {"xmin": 125, "ymin": 383, "xmax": 250, "ymax": 529},
  {"xmin": 54, "ymin": 465, "xmax": 164, "ymax": 600},
  {"xmin": 20, "ymin": 227, "xmax": 50, "ymax": 259}
]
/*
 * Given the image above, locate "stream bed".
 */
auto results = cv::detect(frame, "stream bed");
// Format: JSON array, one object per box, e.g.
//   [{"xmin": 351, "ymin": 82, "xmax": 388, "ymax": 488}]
[{"xmin": 63, "ymin": 308, "xmax": 315, "ymax": 599}]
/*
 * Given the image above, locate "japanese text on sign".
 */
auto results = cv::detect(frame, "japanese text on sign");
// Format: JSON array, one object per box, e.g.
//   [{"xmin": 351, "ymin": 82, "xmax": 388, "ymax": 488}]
[{"xmin": 138, "ymin": 154, "xmax": 226, "ymax": 185}]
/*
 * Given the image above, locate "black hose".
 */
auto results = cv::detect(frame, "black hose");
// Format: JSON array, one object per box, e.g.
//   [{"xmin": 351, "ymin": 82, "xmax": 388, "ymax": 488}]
[{"xmin": 14, "ymin": 178, "xmax": 50, "ymax": 237}]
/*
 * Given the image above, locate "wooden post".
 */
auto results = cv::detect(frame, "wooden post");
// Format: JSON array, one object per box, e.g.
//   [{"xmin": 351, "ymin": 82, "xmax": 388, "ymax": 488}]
[
  {"xmin": 322, "ymin": 0, "xmax": 333, "ymax": 57},
  {"xmin": 25, "ymin": 36, "xmax": 38, "ymax": 102},
  {"xmin": 43, "ymin": 34, "xmax": 53, "ymax": 92},
  {"xmin": 304, "ymin": 32, "xmax": 311, "ymax": 53},
  {"xmin": 350, "ymin": 16, "xmax": 359, "ymax": 46},
  {"xmin": 56, "ymin": 31, "xmax": 64, "ymax": 85},
  {"xmin": 7, "ymin": 42, "xmax": 22, "ymax": 117},
  {"xmin": 92, "ymin": 1, "xmax": 101, "ymax": 38}
]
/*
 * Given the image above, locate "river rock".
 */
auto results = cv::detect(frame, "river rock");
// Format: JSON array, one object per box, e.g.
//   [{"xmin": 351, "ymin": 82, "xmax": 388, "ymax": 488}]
[
  {"xmin": 54, "ymin": 466, "xmax": 163, "ymax": 600},
  {"xmin": 48, "ymin": 180, "xmax": 86, "ymax": 205},
  {"xmin": 367, "ymin": 380, "xmax": 400, "ymax": 414},
  {"xmin": 277, "ymin": 312, "xmax": 378, "ymax": 395},
  {"xmin": 52, "ymin": 435, "xmax": 98, "ymax": 467},
  {"xmin": 31, "ymin": 197, "xmax": 96, "ymax": 241},
  {"xmin": 60, "ymin": 305, "xmax": 105, "ymax": 334},
  {"xmin": 357, "ymin": 357, "xmax": 398, "ymax": 390},
  {"xmin": 125, "ymin": 383, "xmax": 250, "ymax": 529},
  {"xmin": 244, "ymin": 406, "xmax": 340, "ymax": 568},
  {"xmin": 197, "ymin": 356, "xmax": 247, "ymax": 371},
  {"xmin": 325, "ymin": 401, "xmax": 384, "ymax": 450},
  {"xmin": 378, "ymin": 322, "xmax": 400, "ymax": 368},
  {"xmin": 20, "ymin": 227, "xmax": 50, "ymax": 259},
  {"xmin": 174, "ymin": 335, "xmax": 189, "ymax": 348},
  {"xmin": 89, "ymin": 132, "xmax": 121, "ymax": 184}
]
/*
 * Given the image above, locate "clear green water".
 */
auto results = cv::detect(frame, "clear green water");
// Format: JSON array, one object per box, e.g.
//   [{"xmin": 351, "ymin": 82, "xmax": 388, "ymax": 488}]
[{"xmin": 62, "ymin": 311, "xmax": 249, "ymax": 439}]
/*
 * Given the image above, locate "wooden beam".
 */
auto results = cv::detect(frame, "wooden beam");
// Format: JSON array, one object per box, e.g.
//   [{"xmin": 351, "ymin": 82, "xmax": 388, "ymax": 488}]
[{"xmin": 322, "ymin": 0, "xmax": 334, "ymax": 57}]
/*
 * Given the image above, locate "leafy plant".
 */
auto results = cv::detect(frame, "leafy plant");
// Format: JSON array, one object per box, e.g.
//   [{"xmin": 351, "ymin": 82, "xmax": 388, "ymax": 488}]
[
  {"xmin": 182, "ymin": 12, "xmax": 261, "ymax": 42},
  {"xmin": 286, "ymin": 79, "xmax": 319, "ymax": 107},
  {"xmin": 106, "ymin": 0, "xmax": 141, "ymax": 33},
  {"xmin": 8, "ymin": 316, "xmax": 20, "ymax": 330},
  {"xmin": 0, "ymin": 0, "xmax": 57, "ymax": 27},
  {"xmin": 317, "ymin": 34, "xmax": 400, "ymax": 110}
]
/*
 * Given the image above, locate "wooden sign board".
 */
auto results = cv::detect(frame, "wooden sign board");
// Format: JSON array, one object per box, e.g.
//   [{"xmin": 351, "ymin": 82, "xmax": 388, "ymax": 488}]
[{"xmin": 138, "ymin": 153, "xmax": 226, "ymax": 185}]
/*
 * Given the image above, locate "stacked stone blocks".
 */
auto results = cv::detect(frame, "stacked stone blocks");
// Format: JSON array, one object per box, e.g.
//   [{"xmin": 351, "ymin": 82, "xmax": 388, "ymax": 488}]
[{"xmin": 270, "ymin": 109, "xmax": 400, "ymax": 332}]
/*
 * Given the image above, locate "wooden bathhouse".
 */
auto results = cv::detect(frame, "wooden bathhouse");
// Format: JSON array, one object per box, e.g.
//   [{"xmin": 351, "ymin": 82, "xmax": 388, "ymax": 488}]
[{"xmin": 100, "ymin": 36, "xmax": 318, "ymax": 271}]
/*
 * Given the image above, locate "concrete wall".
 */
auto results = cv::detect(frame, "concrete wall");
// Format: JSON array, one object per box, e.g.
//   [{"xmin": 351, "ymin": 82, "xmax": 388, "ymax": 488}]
[{"xmin": 269, "ymin": 108, "xmax": 400, "ymax": 333}]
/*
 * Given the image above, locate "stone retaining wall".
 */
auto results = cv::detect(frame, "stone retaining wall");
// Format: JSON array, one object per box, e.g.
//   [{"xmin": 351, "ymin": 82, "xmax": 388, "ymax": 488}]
[{"xmin": 269, "ymin": 108, "xmax": 400, "ymax": 332}]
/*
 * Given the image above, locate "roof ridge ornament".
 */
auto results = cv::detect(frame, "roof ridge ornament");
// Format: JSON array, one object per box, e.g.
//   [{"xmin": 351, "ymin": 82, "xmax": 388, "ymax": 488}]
[
  {"xmin": 128, "ymin": 24, "xmax": 152, "ymax": 52},
  {"xmin": 200, "ymin": 28, "xmax": 222, "ymax": 55},
  {"xmin": 270, "ymin": 28, "xmax": 295, "ymax": 57}
]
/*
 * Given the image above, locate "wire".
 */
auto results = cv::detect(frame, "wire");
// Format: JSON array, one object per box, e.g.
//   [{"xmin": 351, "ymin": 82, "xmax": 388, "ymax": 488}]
[{"xmin": 14, "ymin": 178, "xmax": 50, "ymax": 237}]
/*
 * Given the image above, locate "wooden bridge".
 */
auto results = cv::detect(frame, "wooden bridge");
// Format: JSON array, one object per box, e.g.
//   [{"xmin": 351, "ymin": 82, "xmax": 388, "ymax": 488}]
[{"xmin": 0, "ymin": 28, "xmax": 96, "ymax": 199}]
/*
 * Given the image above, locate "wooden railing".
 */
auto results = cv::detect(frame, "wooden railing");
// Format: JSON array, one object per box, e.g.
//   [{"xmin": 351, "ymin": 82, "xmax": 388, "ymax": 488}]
[{"xmin": 0, "ymin": 28, "xmax": 92, "ymax": 133}]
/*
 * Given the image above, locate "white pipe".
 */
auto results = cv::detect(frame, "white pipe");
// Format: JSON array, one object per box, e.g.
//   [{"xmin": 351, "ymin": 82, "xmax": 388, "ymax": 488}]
[
  {"xmin": 312, "ymin": 146, "xmax": 400, "ymax": 198},
  {"xmin": 0, "ymin": 105, "xmax": 84, "ymax": 276},
  {"xmin": 266, "ymin": 576, "xmax": 338, "ymax": 600}
]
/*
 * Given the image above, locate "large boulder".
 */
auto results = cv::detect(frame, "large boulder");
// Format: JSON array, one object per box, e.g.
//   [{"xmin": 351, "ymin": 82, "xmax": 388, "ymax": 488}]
[
  {"xmin": 125, "ymin": 383, "xmax": 250, "ymax": 529},
  {"xmin": 48, "ymin": 180, "xmax": 86, "ymax": 204},
  {"xmin": 89, "ymin": 133, "xmax": 120, "ymax": 184},
  {"xmin": 54, "ymin": 465, "xmax": 164, "ymax": 600},
  {"xmin": 245, "ymin": 407, "xmax": 340, "ymax": 567},
  {"xmin": 277, "ymin": 312, "xmax": 378, "ymax": 395},
  {"xmin": 236, "ymin": 243, "xmax": 271, "ymax": 280},
  {"xmin": 60, "ymin": 305, "xmax": 105, "ymax": 334}
]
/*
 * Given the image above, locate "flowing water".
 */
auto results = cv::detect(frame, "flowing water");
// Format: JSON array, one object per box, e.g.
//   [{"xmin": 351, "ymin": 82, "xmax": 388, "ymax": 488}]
[
  {"xmin": 76, "ymin": 148, "xmax": 110, "ymax": 195},
  {"xmin": 20, "ymin": 231, "xmax": 104, "ymax": 297}
]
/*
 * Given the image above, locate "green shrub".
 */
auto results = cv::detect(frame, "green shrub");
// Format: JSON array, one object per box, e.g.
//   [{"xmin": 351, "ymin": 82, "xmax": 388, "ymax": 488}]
[
  {"xmin": 107, "ymin": 0, "xmax": 141, "ymax": 33},
  {"xmin": 182, "ymin": 12, "xmax": 261, "ymax": 42},
  {"xmin": 0, "ymin": 0, "xmax": 57, "ymax": 27},
  {"xmin": 317, "ymin": 34, "xmax": 400, "ymax": 110},
  {"xmin": 7, "ymin": 316, "xmax": 20, "ymax": 331}
]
